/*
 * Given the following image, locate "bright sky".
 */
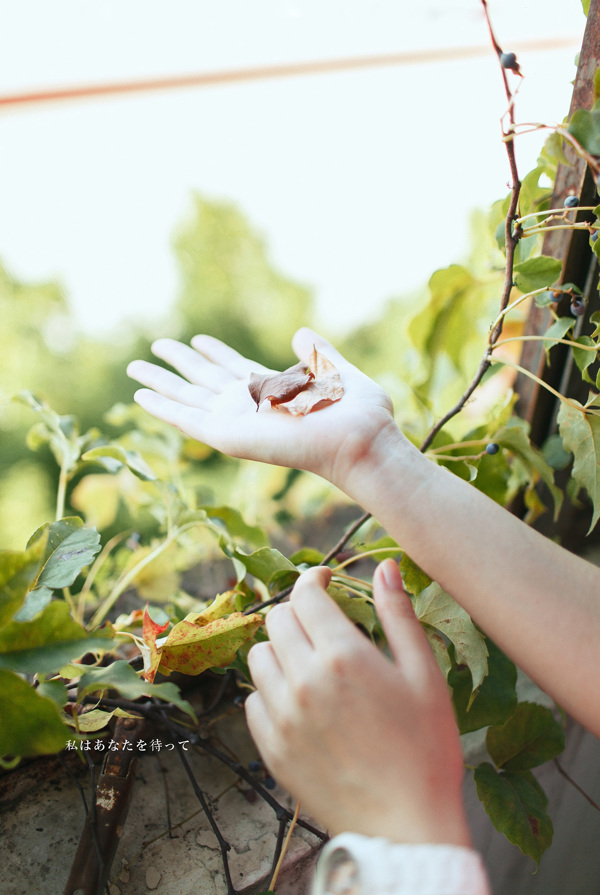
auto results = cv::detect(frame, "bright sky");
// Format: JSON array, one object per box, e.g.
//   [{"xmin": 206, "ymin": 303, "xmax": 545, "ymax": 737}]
[{"xmin": 0, "ymin": 1, "xmax": 586, "ymax": 339}]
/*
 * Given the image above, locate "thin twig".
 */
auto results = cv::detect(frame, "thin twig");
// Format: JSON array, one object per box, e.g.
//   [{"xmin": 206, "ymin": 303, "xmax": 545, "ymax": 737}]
[
  {"xmin": 169, "ymin": 726, "xmax": 236, "ymax": 895},
  {"xmin": 554, "ymin": 758, "xmax": 600, "ymax": 811},
  {"xmin": 58, "ymin": 752, "xmax": 89, "ymax": 815},
  {"xmin": 84, "ymin": 751, "xmax": 111, "ymax": 895}
]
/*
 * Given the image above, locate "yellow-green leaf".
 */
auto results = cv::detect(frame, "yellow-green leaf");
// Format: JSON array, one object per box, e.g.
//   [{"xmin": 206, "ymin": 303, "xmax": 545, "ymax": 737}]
[
  {"xmin": 414, "ymin": 583, "xmax": 488, "ymax": 690},
  {"xmin": 157, "ymin": 612, "xmax": 264, "ymax": 677}
]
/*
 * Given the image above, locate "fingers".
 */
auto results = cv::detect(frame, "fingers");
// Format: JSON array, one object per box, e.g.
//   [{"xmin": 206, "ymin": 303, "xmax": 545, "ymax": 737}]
[
  {"xmin": 373, "ymin": 560, "xmax": 440, "ymax": 685},
  {"xmin": 247, "ymin": 640, "xmax": 288, "ymax": 719},
  {"xmin": 127, "ymin": 360, "xmax": 213, "ymax": 408},
  {"xmin": 292, "ymin": 327, "xmax": 351, "ymax": 370},
  {"xmin": 151, "ymin": 339, "xmax": 240, "ymax": 392},
  {"xmin": 289, "ymin": 566, "xmax": 362, "ymax": 653},
  {"xmin": 191, "ymin": 334, "xmax": 271, "ymax": 378},
  {"xmin": 131, "ymin": 388, "xmax": 207, "ymax": 438},
  {"xmin": 244, "ymin": 690, "xmax": 277, "ymax": 758}
]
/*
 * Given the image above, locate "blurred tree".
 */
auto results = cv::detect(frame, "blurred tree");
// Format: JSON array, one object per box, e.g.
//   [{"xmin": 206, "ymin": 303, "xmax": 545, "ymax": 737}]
[{"xmin": 172, "ymin": 195, "xmax": 314, "ymax": 369}]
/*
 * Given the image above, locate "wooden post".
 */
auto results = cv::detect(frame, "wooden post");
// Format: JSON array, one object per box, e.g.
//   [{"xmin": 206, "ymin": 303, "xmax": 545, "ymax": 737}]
[{"xmin": 513, "ymin": 0, "xmax": 600, "ymax": 542}]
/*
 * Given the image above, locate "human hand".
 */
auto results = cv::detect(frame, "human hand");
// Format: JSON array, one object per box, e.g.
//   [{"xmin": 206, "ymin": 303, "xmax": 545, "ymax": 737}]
[
  {"xmin": 244, "ymin": 560, "xmax": 471, "ymax": 847},
  {"xmin": 126, "ymin": 328, "xmax": 398, "ymax": 488}
]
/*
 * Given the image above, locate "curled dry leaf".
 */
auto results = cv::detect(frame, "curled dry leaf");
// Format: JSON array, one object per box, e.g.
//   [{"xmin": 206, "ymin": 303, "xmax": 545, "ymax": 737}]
[
  {"xmin": 248, "ymin": 362, "xmax": 314, "ymax": 411},
  {"xmin": 248, "ymin": 347, "xmax": 344, "ymax": 415}
]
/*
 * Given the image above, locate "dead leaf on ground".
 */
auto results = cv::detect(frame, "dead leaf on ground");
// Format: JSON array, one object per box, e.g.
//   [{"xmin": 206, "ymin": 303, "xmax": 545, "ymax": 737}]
[{"xmin": 248, "ymin": 347, "xmax": 344, "ymax": 415}]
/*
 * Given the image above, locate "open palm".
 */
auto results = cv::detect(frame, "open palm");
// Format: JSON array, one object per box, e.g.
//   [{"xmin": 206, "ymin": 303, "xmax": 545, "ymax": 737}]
[{"xmin": 127, "ymin": 327, "xmax": 394, "ymax": 487}]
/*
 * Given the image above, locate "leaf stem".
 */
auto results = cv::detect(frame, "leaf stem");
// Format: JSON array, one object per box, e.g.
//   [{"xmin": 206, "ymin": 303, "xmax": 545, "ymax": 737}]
[
  {"xmin": 493, "ymin": 335, "xmax": 596, "ymax": 352},
  {"xmin": 332, "ymin": 546, "xmax": 403, "ymax": 572},
  {"xmin": 56, "ymin": 463, "xmax": 68, "ymax": 521},
  {"xmin": 269, "ymin": 800, "xmax": 301, "ymax": 891},
  {"xmin": 88, "ymin": 520, "xmax": 204, "ymax": 629},
  {"xmin": 488, "ymin": 357, "xmax": 582, "ymax": 411}
]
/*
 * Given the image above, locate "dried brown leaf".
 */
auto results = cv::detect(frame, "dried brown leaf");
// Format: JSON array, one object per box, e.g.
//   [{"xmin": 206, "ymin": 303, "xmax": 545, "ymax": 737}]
[
  {"xmin": 279, "ymin": 346, "xmax": 344, "ymax": 415},
  {"xmin": 248, "ymin": 347, "xmax": 344, "ymax": 415},
  {"xmin": 248, "ymin": 362, "xmax": 314, "ymax": 411}
]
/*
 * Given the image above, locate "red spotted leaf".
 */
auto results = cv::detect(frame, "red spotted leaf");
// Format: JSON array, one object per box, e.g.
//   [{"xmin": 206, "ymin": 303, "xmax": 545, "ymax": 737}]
[
  {"xmin": 248, "ymin": 347, "xmax": 344, "ymax": 415},
  {"xmin": 154, "ymin": 611, "xmax": 263, "ymax": 677},
  {"xmin": 141, "ymin": 606, "xmax": 169, "ymax": 683}
]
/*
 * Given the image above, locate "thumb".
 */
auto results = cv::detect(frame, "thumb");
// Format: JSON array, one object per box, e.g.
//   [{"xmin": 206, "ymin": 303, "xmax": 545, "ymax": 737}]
[
  {"xmin": 373, "ymin": 560, "xmax": 439, "ymax": 682},
  {"xmin": 291, "ymin": 327, "xmax": 351, "ymax": 370}
]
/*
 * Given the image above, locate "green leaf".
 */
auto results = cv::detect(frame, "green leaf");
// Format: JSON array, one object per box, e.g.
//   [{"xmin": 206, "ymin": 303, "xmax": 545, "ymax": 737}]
[
  {"xmin": 0, "ymin": 602, "xmax": 115, "ymax": 674},
  {"xmin": 487, "ymin": 702, "xmax": 565, "ymax": 771},
  {"xmin": 77, "ymin": 660, "xmax": 196, "ymax": 720},
  {"xmin": 582, "ymin": 0, "xmax": 591, "ymax": 17},
  {"xmin": 534, "ymin": 291, "xmax": 557, "ymax": 309},
  {"xmin": 400, "ymin": 553, "xmax": 432, "ymax": 596},
  {"xmin": 541, "ymin": 316, "xmax": 575, "ymax": 362},
  {"xmin": 557, "ymin": 398, "xmax": 600, "ymax": 531},
  {"xmin": 37, "ymin": 679, "xmax": 69, "ymax": 709},
  {"xmin": 155, "ymin": 611, "xmax": 263, "ymax": 679},
  {"xmin": 414, "ymin": 583, "xmax": 488, "ymax": 690},
  {"xmin": 567, "ymin": 104, "xmax": 600, "ymax": 156},
  {"xmin": 13, "ymin": 586, "xmax": 53, "ymax": 622},
  {"xmin": 66, "ymin": 707, "xmax": 132, "ymax": 732},
  {"xmin": 495, "ymin": 418, "xmax": 563, "ymax": 520},
  {"xmin": 289, "ymin": 547, "xmax": 325, "ymax": 567},
  {"xmin": 513, "ymin": 257, "xmax": 563, "ymax": 294},
  {"xmin": 474, "ymin": 762, "xmax": 553, "ymax": 866},
  {"xmin": 202, "ymin": 506, "xmax": 268, "ymax": 549},
  {"xmin": 16, "ymin": 391, "xmax": 82, "ymax": 473},
  {"xmin": 0, "ymin": 533, "xmax": 47, "ymax": 628},
  {"xmin": 27, "ymin": 517, "xmax": 101, "ymax": 590},
  {"xmin": 0, "ymin": 669, "xmax": 72, "ymax": 761},
  {"xmin": 327, "ymin": 584, "xmax": 377, "ymax": 634},
  {"xmin": 223, "ymin": 544, "xmax": 298, "ymax": 589},
  {"xmin": 572, "ymin": 336, "xmax": 597, "ymax": 384},
  {"xmin": 450, "ymin": 640, "xmax": 518, "ymax": 734},
  {"xmin": 81, "ymin": 445, "xmax": 157, "ymax": 481}
]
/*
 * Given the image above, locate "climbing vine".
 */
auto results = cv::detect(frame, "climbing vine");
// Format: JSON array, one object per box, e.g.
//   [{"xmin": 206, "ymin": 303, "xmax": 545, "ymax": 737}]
[{"xmin": 2, "ymin": 3, "xmax": 600, "ymax": 891}]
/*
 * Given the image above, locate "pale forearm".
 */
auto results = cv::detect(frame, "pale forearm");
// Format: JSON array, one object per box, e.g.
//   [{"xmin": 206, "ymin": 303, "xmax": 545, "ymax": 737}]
[{"xmin": 340, "ymin": 423, "xmax": 600, "ymax": 735}]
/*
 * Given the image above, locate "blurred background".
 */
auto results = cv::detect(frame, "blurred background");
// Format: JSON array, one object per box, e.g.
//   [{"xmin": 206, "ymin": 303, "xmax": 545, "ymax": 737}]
[{"xmin": 0, "ymin": 0, "xmax": 587, "ymax": 547}]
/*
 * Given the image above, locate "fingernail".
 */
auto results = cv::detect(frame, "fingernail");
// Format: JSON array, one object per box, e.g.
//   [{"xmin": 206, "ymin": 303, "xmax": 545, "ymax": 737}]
[{"xmin": 380, "ymin": 559, "xmax": 403, "ymax": 590}]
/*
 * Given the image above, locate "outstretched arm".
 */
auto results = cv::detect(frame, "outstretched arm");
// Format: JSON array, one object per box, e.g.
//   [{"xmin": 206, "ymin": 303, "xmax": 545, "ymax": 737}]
[{"xmin": 127, "ymin": 329, "xmax": 600, "ymax": 737}]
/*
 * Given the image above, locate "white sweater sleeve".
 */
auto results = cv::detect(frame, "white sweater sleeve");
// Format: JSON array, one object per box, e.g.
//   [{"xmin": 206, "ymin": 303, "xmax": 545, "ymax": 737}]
[{"xmin": 311, "ymin": 833, "xmax": 491, "ymax": 895}]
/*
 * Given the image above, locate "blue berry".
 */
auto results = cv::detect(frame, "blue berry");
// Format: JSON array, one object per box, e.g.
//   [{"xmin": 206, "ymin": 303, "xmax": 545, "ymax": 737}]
[
  {"xmin": 500, "ymin": 52, "xmax": 519, "ymax": 71},
  {"xmin": 264, "ymin": 776, "xmax": 277, "ymax": 790},
  {"xmin": 248, "ymin": 760, "xmax": 262, "ymax": 772},
  {"xmin": 485, "ymin": 443, "xmax": 500, "ymax": 455},
  {"xmin": 591, "ymin": 230, "xmax": 599, "ymax": 242},
  {"xmin": 571, "ymin": 299, "xmax": 586, "ymax": 317},
  {"xmin": 564, "ymin": 195, "xmax": 579, "ymax": 208}
]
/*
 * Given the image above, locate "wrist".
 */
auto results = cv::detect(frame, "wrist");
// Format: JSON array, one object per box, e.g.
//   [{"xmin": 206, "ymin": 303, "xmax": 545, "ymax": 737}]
[{"xmin": 333, "ymin": 417, "xmax": 427, "ymax": 510}]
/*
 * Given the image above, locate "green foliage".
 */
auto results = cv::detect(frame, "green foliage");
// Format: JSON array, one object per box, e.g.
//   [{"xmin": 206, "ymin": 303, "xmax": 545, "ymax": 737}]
[
  {"xmin": 567, "ymin": 100, "xmax": 600, "ymax": 155},
  {"xmin": 414, "ymin": 583, "xmax": 488, "ymax": 690},
  {"xmin": 557, "ymin": 394, "xmax": 600, "ymax": 531},
  {"xmin": 4, "ymin": 80, "xmax": 600, "ymax": 865},
  {"xmin": 474, "ymin": 763, "xmax": 553, "ymax": 866},
  {"xmin": 486, "ymin": 702, "xmax": 565, "ymax": 772},
  {"xmin": 450, "ymin": 639, "xmax": 518, "ymax": 735},
  {"xmin": 513, "ymin": 256, "xmax": 563, "ymax": 293},
  {"xmin": 173, "ymin": 196, "xmax": 313, "ymax": 371}
]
